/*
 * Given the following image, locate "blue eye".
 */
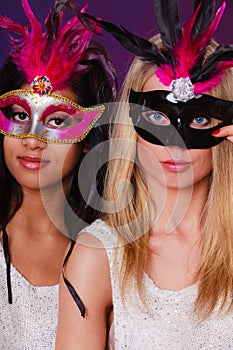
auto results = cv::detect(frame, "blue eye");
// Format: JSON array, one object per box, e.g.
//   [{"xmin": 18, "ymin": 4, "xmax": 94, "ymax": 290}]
[
  {"xmin": 151, "ymin": 112, "xmax": 163, "ymax": 121},
  {"xmin": 190, "ymin": 116, "xmax": 212, "ymax": 129},
  {"xmin": 142, "ymin": 110, "xmax": 170, "ymax": 126},
  {"xmin": 194, "ymin": 117, "xmax": 206, "ymax": 124}
]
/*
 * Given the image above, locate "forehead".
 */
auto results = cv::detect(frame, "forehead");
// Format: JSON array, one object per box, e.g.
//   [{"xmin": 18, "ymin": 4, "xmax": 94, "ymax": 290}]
[{"xmin": 143, "ymin": 73, "xmax": 170, "ymax": 93}]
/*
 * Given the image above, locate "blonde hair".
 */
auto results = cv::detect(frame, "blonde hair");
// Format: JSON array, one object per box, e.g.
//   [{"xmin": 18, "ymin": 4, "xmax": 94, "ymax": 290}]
[{"xmin": 104, "ymin": 34, "xmax": 233, "ymax": 317}]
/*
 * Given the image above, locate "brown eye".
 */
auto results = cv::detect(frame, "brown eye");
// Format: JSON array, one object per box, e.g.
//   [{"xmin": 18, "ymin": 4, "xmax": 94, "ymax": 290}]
[
  {"xmin": 7, "ymin": 104, "xmax": 30, "ymax": 123},
  {"xmin": 44, "ymin": 112, "xmax": 76, "ymax": 129},
  {"xmin": 12, "ymin": 112, "xmax": 30, "ymax": 122},
  {"xmin": 49, "ymin": 118, "xmax": 65, "ymax": 127}
]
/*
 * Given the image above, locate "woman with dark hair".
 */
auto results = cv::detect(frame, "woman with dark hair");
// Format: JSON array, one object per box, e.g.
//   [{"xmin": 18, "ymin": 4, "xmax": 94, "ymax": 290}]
[{"xmin": 0, "ymin": 0, "xmax": 116, "ymax": 349}]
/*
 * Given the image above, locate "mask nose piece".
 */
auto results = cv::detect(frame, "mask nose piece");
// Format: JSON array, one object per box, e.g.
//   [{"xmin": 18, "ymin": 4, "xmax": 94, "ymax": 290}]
[{"xmin": 169, "ymin": 117, "xmax": 189, "ymax": 148}]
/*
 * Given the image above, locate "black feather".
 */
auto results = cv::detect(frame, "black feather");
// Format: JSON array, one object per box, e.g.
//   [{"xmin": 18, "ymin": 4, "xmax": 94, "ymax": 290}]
[
  {"xmin": 51, "ymin": 2, "xmax": 63, "ymax": 37},
  {"xmin": 193, "ymin": 45, "xmax": 233, "ymax": 82},
  {"xmin": 153, "ymin": 0, "xmax": 182, "ymax": 51},
  {"xmin": 84, "ymin": 13, "xmax": 166, "ymax": 66},
  {"xmin": 54, "ymin": 0, "xmax": 67, "ymax": 15},
  {"xmin": 192, "ymin": 0, "xmax": 215, "ymax": 40},
  {"xmin": 43, "ymin": 3, "xmax": 63, "ymax": 63},
  {"xmin": 56, "ymin": 0, "xmax": 98, "ymax": 33},
  {"xmin": 45, "ymin": 10, "xmax": 53, "ymax": 40}
]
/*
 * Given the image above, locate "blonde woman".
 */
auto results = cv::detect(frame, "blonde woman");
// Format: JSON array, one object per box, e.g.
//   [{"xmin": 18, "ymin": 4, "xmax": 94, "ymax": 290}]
[{"xmin": 56, "ymin": 1, "xmax": 233, "ymax": 349}]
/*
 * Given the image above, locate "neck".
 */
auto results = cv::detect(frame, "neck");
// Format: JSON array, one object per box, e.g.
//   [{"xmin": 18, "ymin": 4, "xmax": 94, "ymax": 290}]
[
  {"xmin": 148, "ymin": 174, "xmax": 209, "ymax": 235},
  {"xmin": 7, "ymin": 186, "xmax": 69, "ymax": 238}
]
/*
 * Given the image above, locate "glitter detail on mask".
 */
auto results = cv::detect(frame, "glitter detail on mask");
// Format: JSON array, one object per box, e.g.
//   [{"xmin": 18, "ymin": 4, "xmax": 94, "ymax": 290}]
[
  {"xmin": 31, "ymin": 76, "xmax": 53, "ymax": 96},
  {"xmin": 170, "ymin": 77, "xmax": 195, "ymax": 103}
]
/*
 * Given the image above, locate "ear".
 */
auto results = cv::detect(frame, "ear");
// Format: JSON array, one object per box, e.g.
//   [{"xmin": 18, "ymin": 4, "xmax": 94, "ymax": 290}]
[{"xmin": 83, "ymin": 141, "xmax": 91, "ymax": 154}]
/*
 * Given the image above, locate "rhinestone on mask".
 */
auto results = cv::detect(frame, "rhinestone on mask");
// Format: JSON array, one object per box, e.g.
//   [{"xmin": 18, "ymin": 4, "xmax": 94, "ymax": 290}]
[
  {"xmin": 170, "ymin": 77, "xmax": 195, "ymax": 102},
  {"xmin": 31, "ymin": 75, "xmax": 53, "ymax": 96}
]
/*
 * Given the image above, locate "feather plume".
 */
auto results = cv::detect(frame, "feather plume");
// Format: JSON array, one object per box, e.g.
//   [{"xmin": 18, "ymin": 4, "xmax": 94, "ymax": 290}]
[
  {"xmin": 192, "ymin": 44, "xmax": 233, "ymax": 82},
  {"xmin": 21, "ymin": 0, "xmax": 43, "ymax": 40},
  {"xmin": 55, "ymin": 1, "xmax": 100, "ymax": 33},
  {"xmin": 0, "ymin": 15, "xmax": 25, "ymax": 34},
  {"xmin": 192, "ymin": 0, "xmax": 215, "ymax": 40},
  {"xmin": 153, "ymin": 0, "xmax": 182, "ymax": 54},
  {"xmin": 45, "ymin": 6, "xmax": 62, "ymax": 41},
  {"xmin": 173, "ymin": 3, "xmax": 202, "ymax": 78},
  {"xmin": 194, "ymin": 58, "xmax": 233, "ymax": 94},
  {"xmin": 0, "ymin": 0, "xmax": 98, "ymax": 90},
  {"xmin": 174, "ymin": 1, "xmax": 226, "ymax": 78},
  {"xmin": 80, "ymin": 0, "xmax": 232, "ymax": 95},
  {"xmin": 84, "ymin": 13, "xmax": 166, "ymax": 66}
]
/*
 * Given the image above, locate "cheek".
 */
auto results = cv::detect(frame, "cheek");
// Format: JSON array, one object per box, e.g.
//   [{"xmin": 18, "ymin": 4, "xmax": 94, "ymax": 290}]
[
  {"xmin": 3, "ymin": 137, "xmax": 18, "ymax": 169},
  {"xmin": 60, "ymin": 144, "xmax": 84, "ymax": 175},
  {"xmin": 191, "ymin": 149, "xmax": 212, "ymax": 179},
  {"xmin": 136, "ymin": 137, "xmax": 164, "ymax": 176}
]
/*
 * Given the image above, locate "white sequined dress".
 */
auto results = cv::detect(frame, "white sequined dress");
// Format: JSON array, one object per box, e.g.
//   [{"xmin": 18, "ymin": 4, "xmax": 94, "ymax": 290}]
[
  {"xmin": 84, "ymin": 219, "xmax": 233, "ymax": 350},
  {"xmin": 0, "ymin": 243, "xmax": 58, "ymax": 350}
]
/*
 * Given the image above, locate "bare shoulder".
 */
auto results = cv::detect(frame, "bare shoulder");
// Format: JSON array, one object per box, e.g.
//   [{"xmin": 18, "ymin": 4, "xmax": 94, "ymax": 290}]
[
  {"xmin": 56, "ymin": 231, "xmax": 112, "ymax": 349},
  {"xmin": 66, "ymin": 231, "xmax": 110, "ymax": 274},
  {"xmin": 64, "ymin": 231, "xmax": 112, "ymax": 307}
]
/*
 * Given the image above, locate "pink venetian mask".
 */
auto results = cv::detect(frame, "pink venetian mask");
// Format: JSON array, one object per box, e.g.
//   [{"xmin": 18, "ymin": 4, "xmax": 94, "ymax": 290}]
[{"xmin": 0, "ymin": 89, "xmax": 105, "ymax": 143}]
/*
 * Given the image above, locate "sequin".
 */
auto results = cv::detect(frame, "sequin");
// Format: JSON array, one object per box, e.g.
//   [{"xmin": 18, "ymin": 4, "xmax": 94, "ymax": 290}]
[
  {"xmin": 86, "ymin": 219, "xmax": 233, "ymax": 350},
  {"xmin": 0, "ymin": 244, "xmax": 58, "ymax": 350},
  {"xmin": 170, "ymin": 77, "xmax": 195, "ymax": 102}
]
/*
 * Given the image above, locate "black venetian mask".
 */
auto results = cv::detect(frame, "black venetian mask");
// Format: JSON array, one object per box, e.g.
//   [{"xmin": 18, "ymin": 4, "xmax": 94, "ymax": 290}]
[{"xmin": 129, "ymin": 90, "xmax": 233, "ymax": 149}]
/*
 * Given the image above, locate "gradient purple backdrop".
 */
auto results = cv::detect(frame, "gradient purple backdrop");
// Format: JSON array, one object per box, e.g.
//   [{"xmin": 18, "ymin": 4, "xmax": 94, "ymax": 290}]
[{"xmin": 0, "ymin": 0, "xmax": 232, "ymax": 86}]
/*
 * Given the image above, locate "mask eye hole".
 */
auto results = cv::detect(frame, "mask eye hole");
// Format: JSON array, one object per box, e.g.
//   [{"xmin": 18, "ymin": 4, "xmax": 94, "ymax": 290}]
[
  {"xmin": 44, "ymin": 112, "xmax": 81, "ymax": 129},
  {"xmin": 3, "ymin": 104, "xmax": 30, "ymax": 123},
  {"xmin": 189, "ymin": 116, "xmax": 213, "ymax": 129},
  {"xmin": 141, "ymin": 110, "xmax": 170, "ymax": 126}
]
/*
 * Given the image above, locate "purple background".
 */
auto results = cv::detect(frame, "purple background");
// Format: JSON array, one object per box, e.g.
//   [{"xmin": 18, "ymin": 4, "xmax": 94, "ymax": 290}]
[{"xmin": 0, "ymin": 0, "xmax": 232, "ymax": 86}]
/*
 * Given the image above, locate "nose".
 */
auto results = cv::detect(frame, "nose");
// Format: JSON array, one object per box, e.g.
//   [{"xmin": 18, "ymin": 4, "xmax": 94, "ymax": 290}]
[{"xmin": 22, "ymin": 137, "xmax": 47, "ymax": 150}]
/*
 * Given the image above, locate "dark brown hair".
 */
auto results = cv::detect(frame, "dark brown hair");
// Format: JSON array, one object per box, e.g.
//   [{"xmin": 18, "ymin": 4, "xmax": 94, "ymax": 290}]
[{"xmin": 0, "ymin": 41, "xmax": 117, "ymax": 237}]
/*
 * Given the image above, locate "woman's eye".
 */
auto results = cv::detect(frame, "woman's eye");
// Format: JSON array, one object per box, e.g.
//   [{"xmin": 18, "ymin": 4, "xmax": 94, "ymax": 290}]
[
  {"xmin": 44, "ymin": 113, "xmax": 75, "ymax": 129},
  {"xmin": 6, "ymin": 104, "xmax": 30, "ymax": 123},
  {"xmin": 11, "ymin": 112, "xmax": 30, "ymax": 123},
  {"xmin": 142, "ymin": 110, "xmax": 170, "ymax": 126},
  {"xmin": 46, "ymin": 118, "xmax": 70, "ymax": 128},
  {"xmin": 48, "ymin": 118, "xmax": 66, "ymax": 127},
  {"xmin": 190, "ymin": 116, "xmax": 212, "ymax": 129}
]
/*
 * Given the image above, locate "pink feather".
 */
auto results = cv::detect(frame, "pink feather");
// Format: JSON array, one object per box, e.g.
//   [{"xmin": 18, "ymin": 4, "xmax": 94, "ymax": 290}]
[
  {"xmin": 154, "ymin": 1, "xmax": 228, "ymax": 90},
  {"xmin": 155, "ymin": 64, "xmax": 174, "ymax": 86},
  {"xmin": 0, "ymin": 15, "xmax": 25, "ymax": 33},
  {"xmin": 194, "ymin": 59, "xmax": 233, "ymax": 94},
  {"xmin": 174, "ymin": 1, "xmax": 226, "ymax": 79},
  {"xmin": 0, "ymin": 0, "xmax": 97, "ymax": 90},
  {"xmin": 21, "ymin": 0, "xmax": 43, "ymax": 39}
]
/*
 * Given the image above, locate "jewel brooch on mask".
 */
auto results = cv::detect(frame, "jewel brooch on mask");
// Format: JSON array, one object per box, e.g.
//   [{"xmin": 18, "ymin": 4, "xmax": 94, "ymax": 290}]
[
  {"xmin": 166, "ymin": 77, "xmax": 195, "ymax": 103},
  {"xmin": 31, "ymin": 76, "xmax": 53, "ymax": 96}
]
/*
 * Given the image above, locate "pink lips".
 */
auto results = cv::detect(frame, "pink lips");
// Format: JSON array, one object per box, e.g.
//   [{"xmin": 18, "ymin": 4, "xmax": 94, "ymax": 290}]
[
  {"xmin": 160, "ymin": 159, "xmax": 191, "ymax": 173},
  {"xmin": 18, "ymin": 156, "xmax": 49, "ymax": 170}
]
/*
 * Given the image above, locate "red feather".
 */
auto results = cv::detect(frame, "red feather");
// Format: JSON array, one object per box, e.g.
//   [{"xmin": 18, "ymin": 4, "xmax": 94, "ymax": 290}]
[
  {"xmin": 0, "ymin": 0, "xmax": 96, "ymax": 90},
  {"xmin": 194, "ymin": 59, "xmax": 233, "ymax": 94},
  {"xmin": 174, "ymin": 1, "xmax": 226, "ymax": 79}
]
